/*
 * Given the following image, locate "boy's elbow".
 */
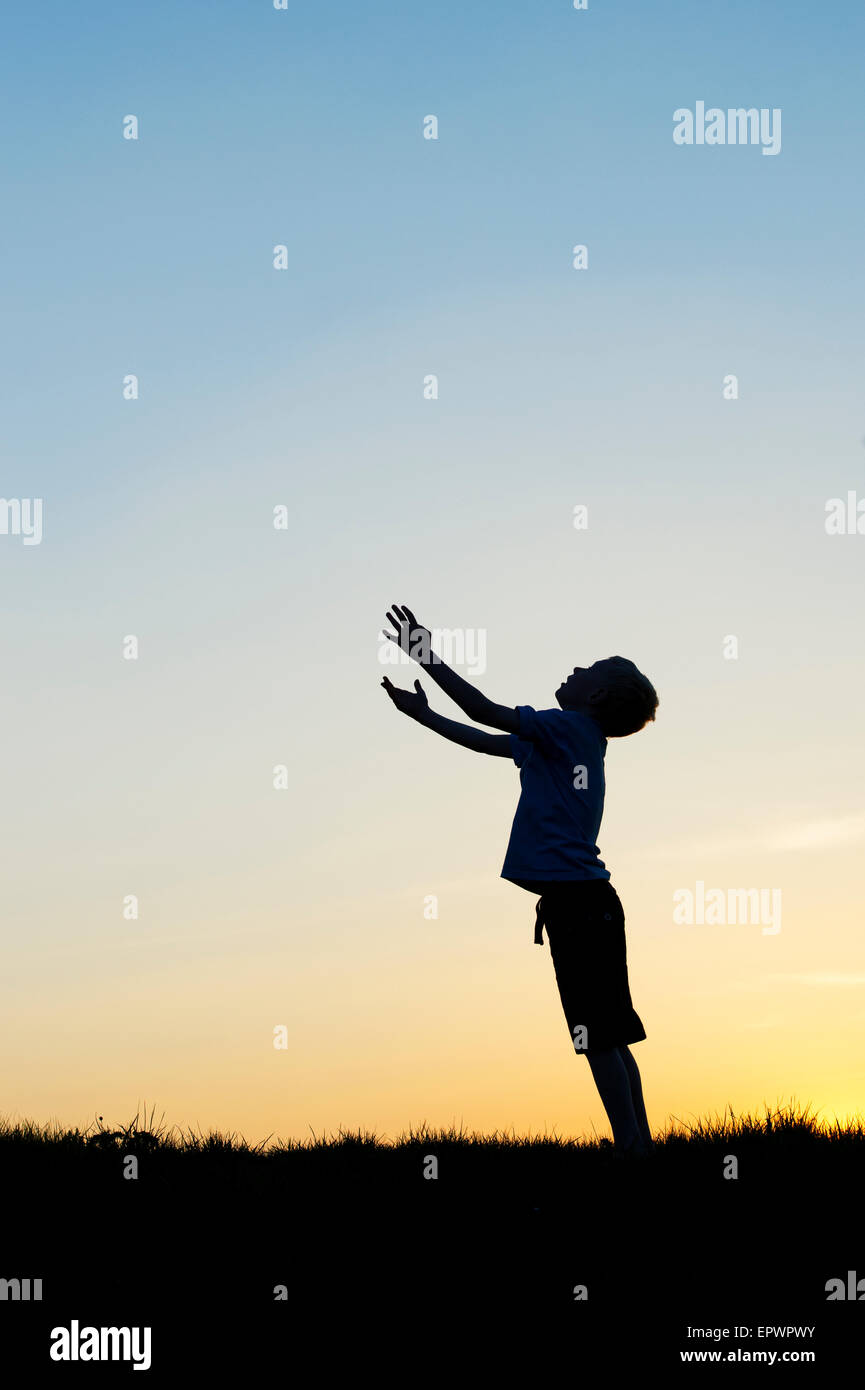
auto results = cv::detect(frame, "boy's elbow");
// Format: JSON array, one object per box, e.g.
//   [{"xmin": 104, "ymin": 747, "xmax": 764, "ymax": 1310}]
[{"xmin": 466, "ymin": 697, "xmax": 518, "ymax": 733}]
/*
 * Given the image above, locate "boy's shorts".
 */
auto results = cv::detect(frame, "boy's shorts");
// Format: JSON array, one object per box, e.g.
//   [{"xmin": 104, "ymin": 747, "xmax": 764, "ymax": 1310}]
[{"xmin": 529, "ymin": 878, "xmax": 647, "ymax": 1051}]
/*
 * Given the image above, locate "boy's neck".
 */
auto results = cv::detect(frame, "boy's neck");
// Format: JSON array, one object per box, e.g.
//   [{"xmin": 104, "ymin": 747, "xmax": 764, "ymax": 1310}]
[{"xmin": 557, "ymin": 700, "xmax": 605, "ymax": 735}]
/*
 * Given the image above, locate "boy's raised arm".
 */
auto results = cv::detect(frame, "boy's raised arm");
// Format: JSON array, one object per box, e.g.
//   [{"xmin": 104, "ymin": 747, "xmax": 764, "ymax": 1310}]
[
  {"xmin": 381, "ymin": 678, "xmax": 513, "ymax": 756},
  {"xmin": 383, "ymin": 604, "xmax": 520, "ymax": 733}
]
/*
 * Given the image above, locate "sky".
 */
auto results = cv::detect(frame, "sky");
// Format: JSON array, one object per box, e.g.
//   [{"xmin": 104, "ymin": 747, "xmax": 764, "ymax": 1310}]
[{"xmin": 1, "ymin": 0, "xmax": 863, "ymax": 1148}]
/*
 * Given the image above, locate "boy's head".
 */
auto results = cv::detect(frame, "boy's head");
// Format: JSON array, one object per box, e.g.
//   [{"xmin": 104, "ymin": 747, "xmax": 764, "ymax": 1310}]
[{"xmin": 555, "ymin": 657, "xmax": 658, "ymax": 737}]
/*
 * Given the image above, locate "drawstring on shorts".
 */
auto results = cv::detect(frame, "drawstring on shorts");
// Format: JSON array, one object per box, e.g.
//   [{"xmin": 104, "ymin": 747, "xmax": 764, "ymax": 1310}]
[
  {"xmin": 534, "ymin": 891, "xmax": 613, "ymax": 944},
  {"xmin": 534, "ymin": 897, "xmax": 545, "ymax": 945}
]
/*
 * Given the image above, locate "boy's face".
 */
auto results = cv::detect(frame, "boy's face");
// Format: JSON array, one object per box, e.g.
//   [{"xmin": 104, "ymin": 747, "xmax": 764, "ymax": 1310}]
[{"xmin": 555, "ymin": 659, "xmax": 617, "ymax": 710}]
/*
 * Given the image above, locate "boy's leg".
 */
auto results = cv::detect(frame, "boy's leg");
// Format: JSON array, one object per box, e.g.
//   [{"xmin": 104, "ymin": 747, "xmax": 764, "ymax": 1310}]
[
  {"xmin": 583, "ymin": 1046, "xmax": 644, "ymax": 1152},
  {"xmin": 617, "ymin": 1044, "xmax": 653, "ymax": 1148}
]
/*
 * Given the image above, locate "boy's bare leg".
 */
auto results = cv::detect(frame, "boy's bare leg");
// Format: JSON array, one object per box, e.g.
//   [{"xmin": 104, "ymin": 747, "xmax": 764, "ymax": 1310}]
[
  {"xmin": 583, "ymin": 1047, "xmax": 644, "ymax": 1152},
  {"xmin": 617, "ymin": 1044, "xmax": 653, "ymax": 1148}
]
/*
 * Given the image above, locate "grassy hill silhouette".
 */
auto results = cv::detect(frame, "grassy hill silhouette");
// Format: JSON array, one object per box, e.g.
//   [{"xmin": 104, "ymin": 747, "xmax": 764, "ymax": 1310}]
[{"xmin": 2, "ymin": 1099, "xmax": 861, "ymax": 1372}]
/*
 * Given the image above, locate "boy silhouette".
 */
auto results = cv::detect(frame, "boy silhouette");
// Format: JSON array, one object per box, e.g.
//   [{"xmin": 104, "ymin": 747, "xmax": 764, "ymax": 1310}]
[{"xmin": 381, "ymin": 603, "xmax": 658, "ymax": 1158}]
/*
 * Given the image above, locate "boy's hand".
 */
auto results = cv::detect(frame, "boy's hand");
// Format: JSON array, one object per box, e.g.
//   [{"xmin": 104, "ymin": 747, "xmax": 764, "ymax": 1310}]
[
  {"xmin": 383, "ymin": 603, "xmax": 433, "ymax": 664},
  {"xmin": 380, "ymin": 598, "xmax": 517, "ymax": 731},
  {"xmin": 381, "ymin": 676, "xmax": 429, "ymax": 720}
]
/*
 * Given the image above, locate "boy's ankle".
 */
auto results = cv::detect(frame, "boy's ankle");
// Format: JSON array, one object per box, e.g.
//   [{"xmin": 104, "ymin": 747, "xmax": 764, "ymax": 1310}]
[{"xmin": 619, "ymin": 1136, "xmax": 651, "ymax": 1159}]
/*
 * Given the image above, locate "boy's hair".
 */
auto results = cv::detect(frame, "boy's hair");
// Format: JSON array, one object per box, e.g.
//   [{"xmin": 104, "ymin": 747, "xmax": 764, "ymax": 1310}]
[{"xmin": 594, "ymin": 657, "xmax": 658, "ymax": 738}]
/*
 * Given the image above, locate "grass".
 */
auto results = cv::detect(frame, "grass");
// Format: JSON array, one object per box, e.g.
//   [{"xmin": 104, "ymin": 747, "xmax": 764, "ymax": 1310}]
[
  {"xmin": 2, "ymin": 1094, "xmax": 860, "ymax": 1148},
  {"xmin": 2, "ymin": 1096, "xmax": 862, "ymax": 1195},
  {"xmin": 3, "ymin": 1097, "xmax": 861, "ymax": 1362},
  {"xmin": 3, "ymin": 1095, "xmax": 861, "ymax": 1151}
]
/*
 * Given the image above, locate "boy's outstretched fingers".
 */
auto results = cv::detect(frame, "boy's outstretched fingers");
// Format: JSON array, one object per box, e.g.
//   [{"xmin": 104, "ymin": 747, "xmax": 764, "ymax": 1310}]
[
  {"xmin": 383, "ymin": 604, "xmax": 428, "ymax": 648},
  {"xmin": 382, "ymin": 615, "xmax": 406, "ymax": 649},
  {"xmin": 385, "ymin": 605, "xmax": 409, "ymax": 634},
  {"xmin": 381, "ymin": 676, "xmax": 427, "ymax": 718}
]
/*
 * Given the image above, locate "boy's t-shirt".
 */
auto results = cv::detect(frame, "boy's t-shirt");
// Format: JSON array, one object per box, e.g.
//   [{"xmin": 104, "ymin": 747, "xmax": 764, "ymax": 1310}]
[{"xmin": 501, "ymin": 705, "xmax": 610, "ymax": 887}]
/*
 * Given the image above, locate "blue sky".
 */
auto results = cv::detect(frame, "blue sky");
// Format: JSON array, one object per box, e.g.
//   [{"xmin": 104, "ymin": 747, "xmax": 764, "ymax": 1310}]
[{"xmin": 1, "ymin": 1, "xmax": 864, "ymax": 1142}]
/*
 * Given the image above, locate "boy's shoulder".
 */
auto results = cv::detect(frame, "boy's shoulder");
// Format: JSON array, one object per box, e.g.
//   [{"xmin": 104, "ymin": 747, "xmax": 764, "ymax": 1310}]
[
  {"xmin": 517, "ymin": 705, "xmax": 606, "ymax": 746},
  {"xmin": 522, "ymin": 704, "xmax": 604, "ymax": 728}
]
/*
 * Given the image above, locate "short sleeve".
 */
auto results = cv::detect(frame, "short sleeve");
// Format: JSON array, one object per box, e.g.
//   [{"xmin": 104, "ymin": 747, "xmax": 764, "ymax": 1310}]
[
  {"xmin": 514, "ymin": 705, "xmax": 560, "ymax": 756},
  {"xmin": 510, "ymin": 733, "xmax": 532, "ymax": 767}
]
